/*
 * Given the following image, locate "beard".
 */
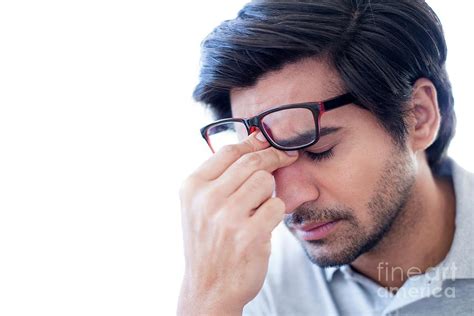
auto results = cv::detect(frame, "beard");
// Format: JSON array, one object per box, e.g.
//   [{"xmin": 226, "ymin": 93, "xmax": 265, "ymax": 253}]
[{"xmin": 284, "ymin": 149, "xmax": 416, "ymax": 268}]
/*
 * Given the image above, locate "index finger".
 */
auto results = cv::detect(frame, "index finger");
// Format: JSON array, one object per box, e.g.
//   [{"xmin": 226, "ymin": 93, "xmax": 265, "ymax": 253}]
[
  {"xmin": 214, "ymin": 144, "xmax": 298, "ymax": 197},
  {"xmin": 193, "ymin": 131, "xmax": 270, "ymax": 181}
]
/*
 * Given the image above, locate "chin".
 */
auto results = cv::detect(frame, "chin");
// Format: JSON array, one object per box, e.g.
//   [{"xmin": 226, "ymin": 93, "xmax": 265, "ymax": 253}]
[{"xmin": 299, "ymin": 239, "xmax": 361, "ymax": 267}]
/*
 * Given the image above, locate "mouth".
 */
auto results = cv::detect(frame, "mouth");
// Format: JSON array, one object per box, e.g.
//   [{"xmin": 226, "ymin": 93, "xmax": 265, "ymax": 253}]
[{"xmin": 294, "ymin": 219, "xmax": 341, "ymax": 241}]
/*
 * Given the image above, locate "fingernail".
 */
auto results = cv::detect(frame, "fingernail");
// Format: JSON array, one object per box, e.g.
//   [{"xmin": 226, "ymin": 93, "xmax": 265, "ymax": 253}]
[
  {"xmin": 255, "ymin": 132, "xmax": 267, "ymax": 142},
  {"xmin": 286, "ymin": 150, "xmax": 298, "ymax": 156}
]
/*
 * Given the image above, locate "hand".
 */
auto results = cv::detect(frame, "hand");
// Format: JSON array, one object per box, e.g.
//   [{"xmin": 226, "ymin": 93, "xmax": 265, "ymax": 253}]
[{"xmin": 177, "ymin": 132, "xmax": 299, "ymax": 316}]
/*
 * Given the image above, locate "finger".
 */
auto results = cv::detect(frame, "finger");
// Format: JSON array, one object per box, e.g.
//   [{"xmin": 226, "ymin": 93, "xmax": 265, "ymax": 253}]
[
  {"xmin": 249, "ymin": 197, "xmax": 286, "ymax": 234},
  {"xmin": 213, "ymin": 145, "xmax": 298, "ymax": 197},
  {"xmin": 227, "ymin": 170, "xmax": 275, "ymax": 217},
  {"xmin": 192, "ymin": 131, "xmax": 270, "ymax": 181}
]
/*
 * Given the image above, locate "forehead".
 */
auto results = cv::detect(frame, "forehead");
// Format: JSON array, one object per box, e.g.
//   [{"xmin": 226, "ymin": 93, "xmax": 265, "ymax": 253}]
[{"xmin": 230, "ymin": 58, "xmax": 344, "ymax": 119}]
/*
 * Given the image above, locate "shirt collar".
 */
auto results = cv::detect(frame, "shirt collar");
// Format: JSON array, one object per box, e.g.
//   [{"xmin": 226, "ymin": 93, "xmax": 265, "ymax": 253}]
[
  {"xmin": 323, "ymin": 265, "xmax": 353, "ymax": 281},
  {"xmin": 434, "ymin": 158, "xmax": 474, "ymax": 279},
  {"xmin": 323, "ymin": 266, "xmax": 339, "ymax": 281}
]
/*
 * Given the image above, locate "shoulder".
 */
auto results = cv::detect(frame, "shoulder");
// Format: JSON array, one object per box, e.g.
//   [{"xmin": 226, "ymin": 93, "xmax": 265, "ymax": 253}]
[
  {"xmin": 451, "ymin": 160, "xmax": 474, "ymax": 205},
  {"xmin": 437, "ymin": 158, "xmax": 474, "ymax": 279},
  {"xmin": 436, "ymin": 158, "xmax": 473, "ymax": 212}
]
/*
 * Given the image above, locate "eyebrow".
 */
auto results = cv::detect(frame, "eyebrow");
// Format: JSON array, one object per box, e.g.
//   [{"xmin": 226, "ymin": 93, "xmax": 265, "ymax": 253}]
[
  {"xmin": 320, "ymin": 126, "xmax": 342, "ymax": 137},
  {"xmin": 277, "ymin": 126, "xmax": 342, "ymax": 147}
]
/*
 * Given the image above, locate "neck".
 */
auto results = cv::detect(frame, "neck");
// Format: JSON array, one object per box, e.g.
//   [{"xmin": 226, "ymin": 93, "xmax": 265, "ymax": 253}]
[{"xmin": 351, "ymin": 160, "xmax": 456, "ymax": 291}]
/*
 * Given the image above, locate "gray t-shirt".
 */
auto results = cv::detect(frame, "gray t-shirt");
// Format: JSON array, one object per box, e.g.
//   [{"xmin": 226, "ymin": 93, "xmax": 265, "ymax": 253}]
[{"xmin": 243, "ymin": 159, "xmax": 474, "ymax": 316}]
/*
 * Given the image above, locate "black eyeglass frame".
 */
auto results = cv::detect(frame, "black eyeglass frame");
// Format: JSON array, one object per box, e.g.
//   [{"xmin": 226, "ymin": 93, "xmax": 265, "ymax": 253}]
[{"xmin": 200, "ymin": 93, "xmax": 356, "ymax": 153}]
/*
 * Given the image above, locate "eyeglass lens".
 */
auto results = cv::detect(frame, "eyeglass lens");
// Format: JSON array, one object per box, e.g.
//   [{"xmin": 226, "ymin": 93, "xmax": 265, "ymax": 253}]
[{"xmin": 206, "ymin": 107, "xmax": 317, "ymax": 152}]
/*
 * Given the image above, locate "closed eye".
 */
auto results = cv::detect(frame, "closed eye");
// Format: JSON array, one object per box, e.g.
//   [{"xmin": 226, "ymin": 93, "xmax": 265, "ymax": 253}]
[{"xmin": 303, "ymin": 147, "xmax": 335, "ymax": 162}]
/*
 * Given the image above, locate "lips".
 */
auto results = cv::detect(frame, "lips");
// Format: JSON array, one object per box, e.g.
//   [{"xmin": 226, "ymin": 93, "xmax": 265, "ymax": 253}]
[
  {"xmin": 297, "ymin": 221, "xmax": 334, "ymax": 232},
  {"xmin": 294, "ymin": 219, "xmax": 341, "ymax": 241}
]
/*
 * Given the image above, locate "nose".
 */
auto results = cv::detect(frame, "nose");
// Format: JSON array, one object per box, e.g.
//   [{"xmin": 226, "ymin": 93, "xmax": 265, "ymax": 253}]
[{"xmin": 272, "ymin": 159, "xmax": 320, "ymax": 214}]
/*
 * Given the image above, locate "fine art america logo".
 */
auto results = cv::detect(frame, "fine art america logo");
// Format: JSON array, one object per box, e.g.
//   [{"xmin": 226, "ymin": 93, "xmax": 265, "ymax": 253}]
[{"xmin": 376, "ymin": 261, "xmax": 457, "ymax": 298}]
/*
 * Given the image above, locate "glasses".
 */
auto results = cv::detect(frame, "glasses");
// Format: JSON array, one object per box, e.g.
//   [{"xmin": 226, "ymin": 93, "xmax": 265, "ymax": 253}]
[{"xmin": 200, "ymin": 93, "xmax": 356, "ymax": 153}]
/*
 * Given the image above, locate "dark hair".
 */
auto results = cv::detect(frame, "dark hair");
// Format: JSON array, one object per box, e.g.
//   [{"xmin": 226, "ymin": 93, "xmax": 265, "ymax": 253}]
[{"xmin": 193, "ymin": 0, "xmax": 455, "ymax": 172}]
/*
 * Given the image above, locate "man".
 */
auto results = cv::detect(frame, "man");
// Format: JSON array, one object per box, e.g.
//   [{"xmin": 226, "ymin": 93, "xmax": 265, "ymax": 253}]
[{"xmin": 178, "ymin": 1, "xmax": 474, "ymax": 315}]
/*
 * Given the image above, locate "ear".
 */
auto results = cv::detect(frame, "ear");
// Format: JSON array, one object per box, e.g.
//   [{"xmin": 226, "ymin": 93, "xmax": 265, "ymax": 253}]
[{"xmin": 407, "ymin": 78, "xmax": 441, "ymax": 153}]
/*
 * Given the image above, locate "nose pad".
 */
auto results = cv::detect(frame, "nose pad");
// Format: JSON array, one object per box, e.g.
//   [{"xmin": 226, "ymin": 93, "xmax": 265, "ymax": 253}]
[{"xmin": 249, "ymin": 126, "xmax": 257, "ymax": 134}]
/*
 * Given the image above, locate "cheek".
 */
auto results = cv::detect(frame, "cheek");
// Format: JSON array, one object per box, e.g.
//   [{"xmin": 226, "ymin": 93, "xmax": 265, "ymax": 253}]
[{"xmin": 317, "ymin": 143, "xmax": 389, "ymax": 215}]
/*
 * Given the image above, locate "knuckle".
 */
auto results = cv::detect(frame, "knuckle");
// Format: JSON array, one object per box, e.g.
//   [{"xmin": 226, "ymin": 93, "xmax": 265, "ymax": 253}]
[
  {"xmin": 219, "ymin": 144, "xmax": 241, "ymax": 158},
  {"xmin": 239, "ymin": 152, "xmax": 263, "ymax": 168},
  {"xmin": 215, "ymin": 212, "xmax": 240, "ymax": 234},
  {"xmin": 234, "ymin": 230, "xmax": 253, "ymax": 246},
  {"xmin": 210, "ymin": 208, "xmax": 225, "ymax": 224},
  {"xmin": 197, "ymin": 190, "xmax": 218, "ymax": 214},
  {"xmin": 179, "ymin": 176, "xmax": 198, "ymax": 198},
  {"xmin": 243, "ymin": 136, "xmax": 260, "ymax": 151},
  {"xmin": 181, "ymin": 184, "xmax": 216, "ymax": 216},
  {"xmin": 273, "ymin": 149, "xmax": 286, "ymax": 165},
  {"xmin": 207, "ymin": 181, "xmax": 225, "ymax": 197},
  {"xmin": 226, "ymin": 220, "xmax": 241, "ymax": 234},
  {"xmin": 236, "ymin": 170, "xmax": 274, "ymax": 198}
]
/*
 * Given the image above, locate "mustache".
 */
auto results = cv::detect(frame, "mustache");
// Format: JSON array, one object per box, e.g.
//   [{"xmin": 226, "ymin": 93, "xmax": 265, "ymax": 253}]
[{"xmin": 284, "ymin": 203, "xmax": 355, "ymax": 227}]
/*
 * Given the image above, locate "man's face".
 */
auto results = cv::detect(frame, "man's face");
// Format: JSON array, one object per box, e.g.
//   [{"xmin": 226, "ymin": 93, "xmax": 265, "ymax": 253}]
[{"xmin": 230, "ymin": 58, "xmax": 417, "ymax": 267}]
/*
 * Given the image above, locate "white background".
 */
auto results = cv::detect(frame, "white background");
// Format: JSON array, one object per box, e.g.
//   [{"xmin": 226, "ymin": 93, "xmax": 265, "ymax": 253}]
[{"xmin": 0, "ymin": 1, "xmax": 472, "ymax": 315}]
